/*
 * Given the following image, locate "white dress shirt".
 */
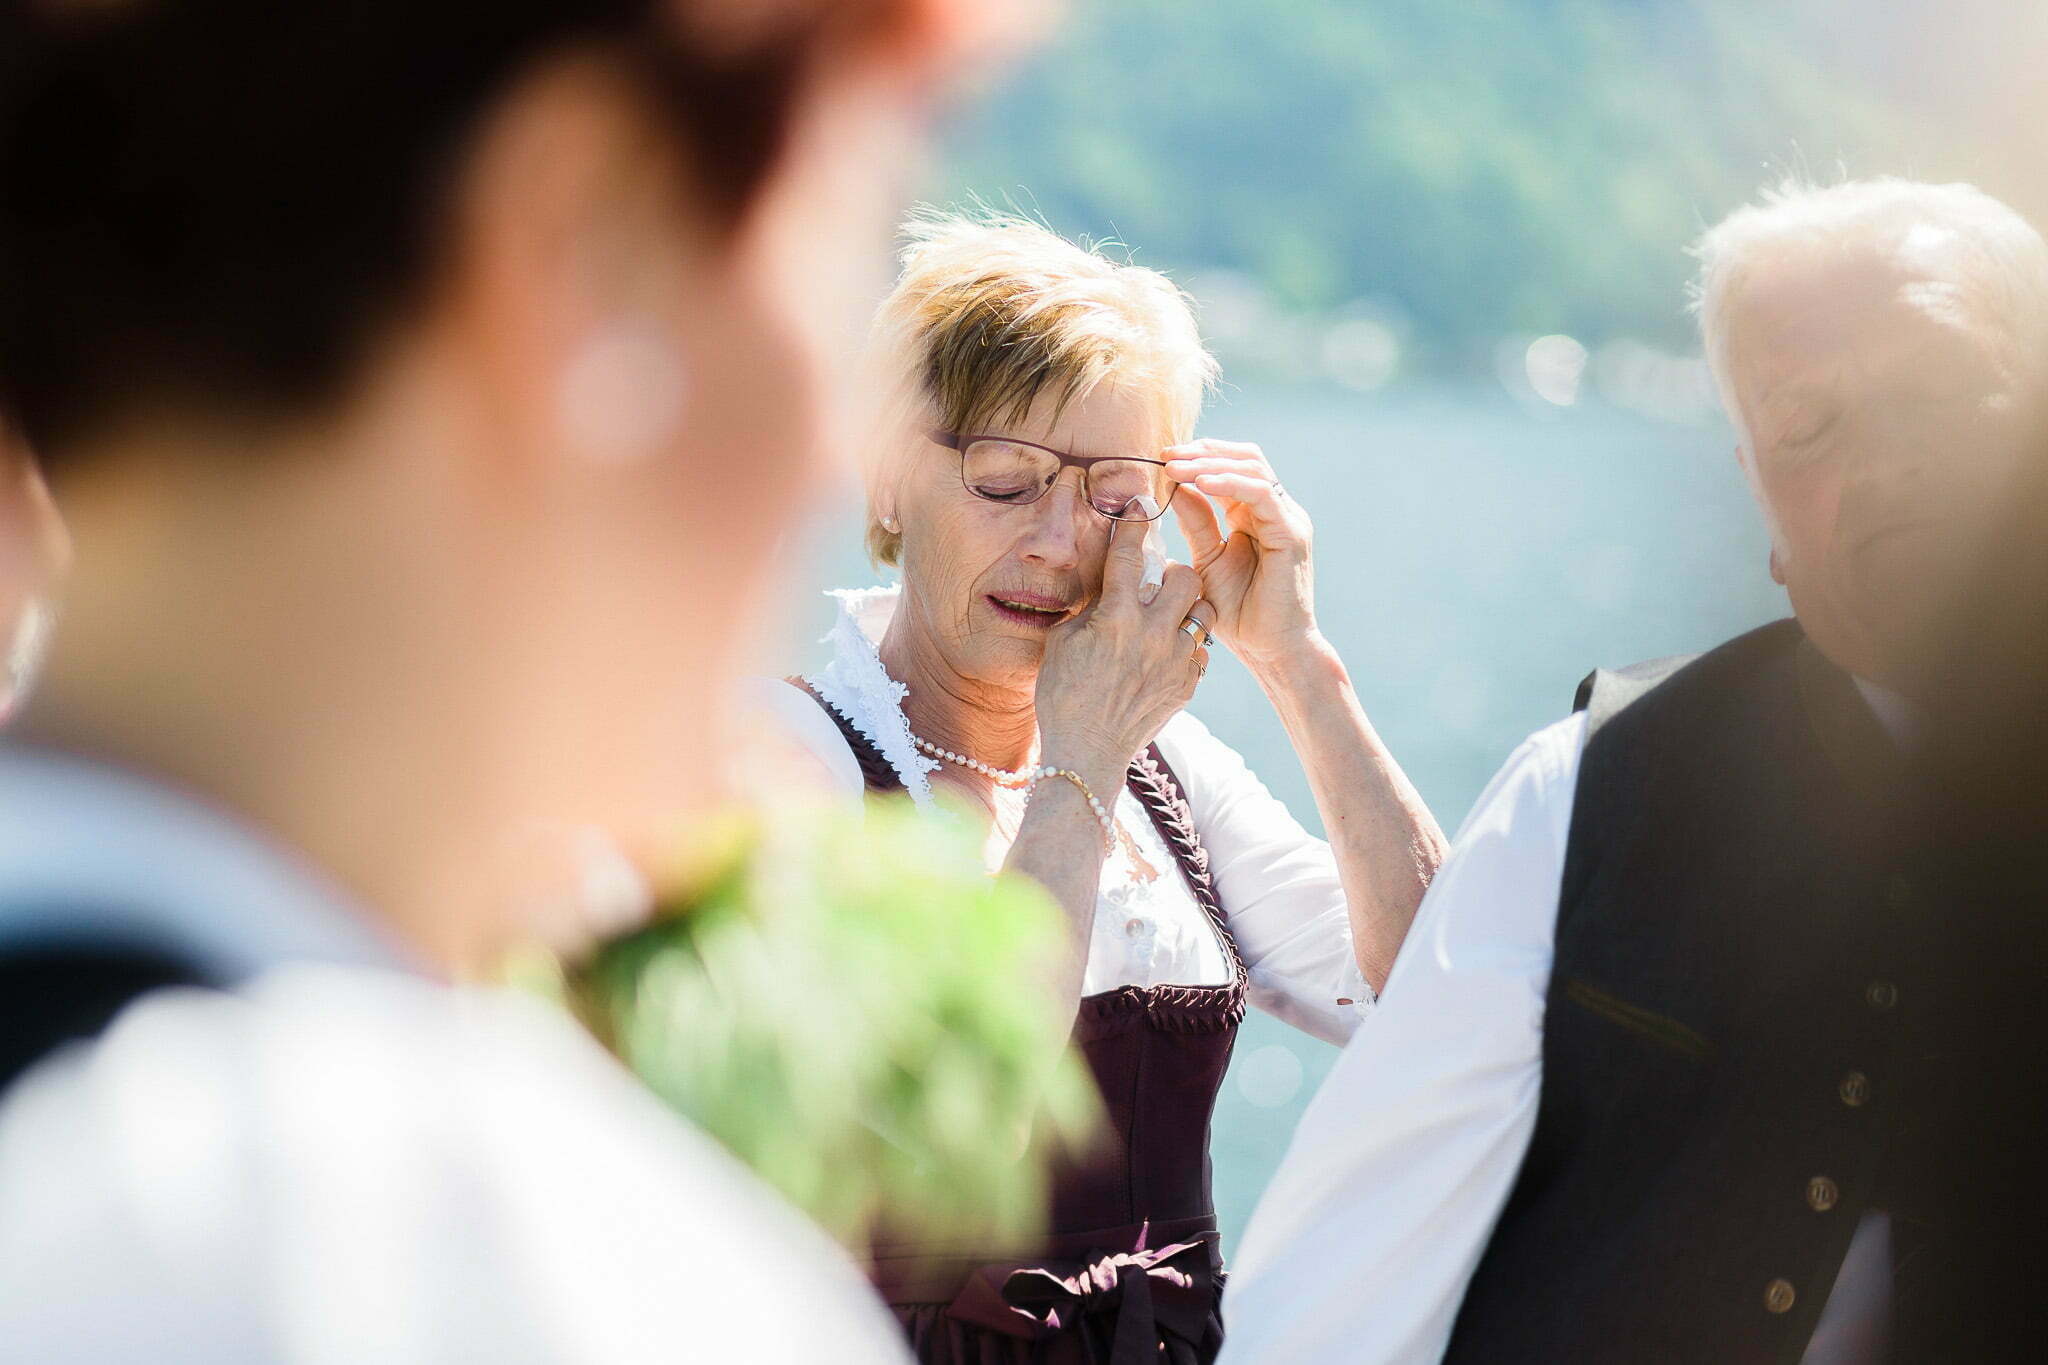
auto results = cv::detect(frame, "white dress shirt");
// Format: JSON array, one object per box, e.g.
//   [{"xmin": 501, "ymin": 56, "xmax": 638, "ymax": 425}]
[
  {"xmin": 1221, "ymin": 680, "xmax": 1909, "ymax": 1363},
  {"xmin": 751, "ymin": 585, "xmax": 1374, "ymax": 1045},
  {"xmin": 0, "ymin": 745, "xmax": 910, "ymax": 1365},
  {"xmin": 1219, "ymin": 713, "xmax": 1585, "ymax": 1363}
]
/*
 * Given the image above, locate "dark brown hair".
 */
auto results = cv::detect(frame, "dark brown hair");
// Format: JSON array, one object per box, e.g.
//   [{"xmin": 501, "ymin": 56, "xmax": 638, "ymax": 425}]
[{"xmin": 0, "ymin": 0, "xmax": 857, "ymax": 459}]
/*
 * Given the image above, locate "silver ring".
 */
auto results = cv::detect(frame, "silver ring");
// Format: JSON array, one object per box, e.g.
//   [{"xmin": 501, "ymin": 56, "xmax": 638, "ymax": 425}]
[{"xmin": 1180, "ymin": 615, "xmax": 1209, "ymax": 646}]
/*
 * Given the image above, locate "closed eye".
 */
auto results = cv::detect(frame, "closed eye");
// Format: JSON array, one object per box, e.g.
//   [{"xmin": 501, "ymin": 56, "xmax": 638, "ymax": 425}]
[
  {"xmin": 1770, "ymin": 406, "xmax": 1840, "ymax": 466},
  {"xmin": 1786, "ymin": 406, "xmax": 1837, "ymax": 445},
  {"xmin": 970, "ymin": 482, "xmax": 1040, "ymax": 502}
]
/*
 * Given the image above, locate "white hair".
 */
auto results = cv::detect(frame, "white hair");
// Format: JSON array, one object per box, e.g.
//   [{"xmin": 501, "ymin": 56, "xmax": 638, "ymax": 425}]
[{"xmin": 1691, "ymin": 177, "xmax": 2048, "ymax": 456}]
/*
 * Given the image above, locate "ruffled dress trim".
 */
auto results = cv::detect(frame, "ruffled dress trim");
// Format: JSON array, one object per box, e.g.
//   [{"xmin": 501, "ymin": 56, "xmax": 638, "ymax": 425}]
[{"xmin": 803, "ymin": 585, "xmax": 940, "ymax": 811}]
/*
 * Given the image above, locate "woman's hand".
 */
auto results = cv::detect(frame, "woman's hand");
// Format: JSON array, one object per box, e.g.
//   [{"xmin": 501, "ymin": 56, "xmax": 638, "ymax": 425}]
[
  {"xmin": 1035, "ymin": 514, "xmax": 1211, "ymax": 785},
  {"xmin": 1007, "ymin": 517, "xmax": 1212, "ymax": 1014},
  {"xmin": 1163, "ymin": 438, "xmax": 1319, "ymax": 671}
]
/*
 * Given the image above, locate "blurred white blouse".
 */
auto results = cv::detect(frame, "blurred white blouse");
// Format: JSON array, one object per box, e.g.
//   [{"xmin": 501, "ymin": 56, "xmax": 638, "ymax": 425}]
[
  {"xmin": 0, "ymin": 746, "xmax": 909, "ymax": 1365},
  {"xmin": 750, "ymin": 585, "xmax": 1373, "ymax": 1046}
]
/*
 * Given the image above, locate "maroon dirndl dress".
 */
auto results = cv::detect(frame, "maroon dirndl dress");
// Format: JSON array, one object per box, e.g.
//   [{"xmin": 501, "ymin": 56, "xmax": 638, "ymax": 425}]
[{"xmin": 801, "ymin": 688, "xmax": 1244, "ymax": 1365}]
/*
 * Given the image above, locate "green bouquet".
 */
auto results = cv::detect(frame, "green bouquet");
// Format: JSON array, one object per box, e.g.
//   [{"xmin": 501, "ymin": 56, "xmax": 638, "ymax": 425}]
[{"xmin": 547, "ymin": 797, "xmax": 1100, "ymax": 1252}]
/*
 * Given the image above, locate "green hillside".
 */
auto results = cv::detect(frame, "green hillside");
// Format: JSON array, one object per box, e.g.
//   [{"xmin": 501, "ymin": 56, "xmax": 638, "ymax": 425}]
[{"xmin": 937, "ymin": 0, "xmax": 2048, "ymax": 367}]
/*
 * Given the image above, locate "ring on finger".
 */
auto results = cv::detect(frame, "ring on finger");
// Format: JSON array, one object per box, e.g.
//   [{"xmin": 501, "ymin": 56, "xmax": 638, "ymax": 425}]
[{"xmin": 1179, "ymin": 614, "xmax": 1210, "ymax": 647}]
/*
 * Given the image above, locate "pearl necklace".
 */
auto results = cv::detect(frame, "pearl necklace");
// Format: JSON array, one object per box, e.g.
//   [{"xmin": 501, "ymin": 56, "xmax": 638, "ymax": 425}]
[
  {"xmin": 909, "ymin": 733, "xmax": 1042, "ymax": 786},
  {"xmin": 909, "ymin": 732, "xmax": 1117, "ymax": 853}
]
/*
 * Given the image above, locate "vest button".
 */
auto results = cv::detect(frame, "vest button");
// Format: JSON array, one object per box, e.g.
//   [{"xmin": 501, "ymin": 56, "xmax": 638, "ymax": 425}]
[
  {"xmin": 1865, "ymin": 980, "xmax": 1899, "ymax": 1011},
  {"xmin": 1806, "ymin": 1176, "xmax": 1839, "ymax": 1212},
  {"xmin": 1839, "ymin": 1071, "xmax": 1872, "ymax": 1107},
  {"xmin": 1764, "ymin": 1278, "xmax": 1797, "ymax": 1314}
]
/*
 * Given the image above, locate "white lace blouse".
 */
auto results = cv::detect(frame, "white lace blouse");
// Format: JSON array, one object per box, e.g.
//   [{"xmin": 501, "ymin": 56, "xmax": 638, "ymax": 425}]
[{"xmin": 749, "ymin": 586, "xmax": 1373, "ymax": 1046}]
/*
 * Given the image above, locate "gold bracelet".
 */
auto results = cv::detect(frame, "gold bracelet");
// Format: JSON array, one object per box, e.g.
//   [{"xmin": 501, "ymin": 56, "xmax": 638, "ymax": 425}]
[{"xmin": 1029, "ymin": 765, "xmax": 1116, "ymax": 854}]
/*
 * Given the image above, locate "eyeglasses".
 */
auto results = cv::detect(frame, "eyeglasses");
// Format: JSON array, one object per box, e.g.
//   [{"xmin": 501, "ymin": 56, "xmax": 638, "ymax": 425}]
[{"xmin": 928, "ymin": 430, "xmax": 1171, "ymax": 522}]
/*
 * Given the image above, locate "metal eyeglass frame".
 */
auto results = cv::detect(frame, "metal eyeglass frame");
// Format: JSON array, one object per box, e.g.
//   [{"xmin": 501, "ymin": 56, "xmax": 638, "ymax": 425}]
[{"xmin": 927, "ymin": 430, "xmax": 1172, "ymax": 522}]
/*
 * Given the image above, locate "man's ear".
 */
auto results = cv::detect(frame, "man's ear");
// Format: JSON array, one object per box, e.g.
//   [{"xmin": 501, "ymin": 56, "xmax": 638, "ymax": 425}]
[{"xmin": 1730, "ymin": 440, "xmax": 1792, "ymax": 586}]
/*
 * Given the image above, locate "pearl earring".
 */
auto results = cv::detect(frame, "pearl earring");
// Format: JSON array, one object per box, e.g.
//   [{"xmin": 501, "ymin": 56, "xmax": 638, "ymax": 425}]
[{"xmin": 882, "ymin": 515, "xmax": 902, "ymax": 535}]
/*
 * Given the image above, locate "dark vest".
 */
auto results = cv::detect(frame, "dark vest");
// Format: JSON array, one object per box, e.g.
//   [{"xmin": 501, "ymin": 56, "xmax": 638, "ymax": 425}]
[{"xmin": 1445, "ymin": 619, "xmax": 1931, "ymax": 1364}]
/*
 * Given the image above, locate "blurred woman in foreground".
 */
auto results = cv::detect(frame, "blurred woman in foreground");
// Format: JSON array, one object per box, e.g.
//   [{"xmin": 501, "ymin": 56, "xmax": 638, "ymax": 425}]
[
  {"xmin": 0, "ymin": 2, "xmax": 1033, "ymax": 1359},
  {"xmin": 765, "ymin": 216, "xmax": 1445, "ymax": 1362}
]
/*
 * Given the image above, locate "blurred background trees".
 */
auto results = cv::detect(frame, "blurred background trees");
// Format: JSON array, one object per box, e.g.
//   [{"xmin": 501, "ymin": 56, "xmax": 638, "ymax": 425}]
[{"xmin": 938, "ymin": 0, "xmax": 2048, "ymax": 378}]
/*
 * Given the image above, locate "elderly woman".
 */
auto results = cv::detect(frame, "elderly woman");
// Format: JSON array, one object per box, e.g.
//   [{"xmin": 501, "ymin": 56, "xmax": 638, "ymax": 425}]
[{"xmin": 763, "ymin": 216, "xmax": 1446, "ymax": 1362}]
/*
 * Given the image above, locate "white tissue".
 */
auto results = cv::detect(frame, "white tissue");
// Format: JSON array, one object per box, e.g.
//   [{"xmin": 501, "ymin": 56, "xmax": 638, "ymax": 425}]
[{"xmin": 1133, "ymin": 497, "xmax": 1166, "ymax": 603}]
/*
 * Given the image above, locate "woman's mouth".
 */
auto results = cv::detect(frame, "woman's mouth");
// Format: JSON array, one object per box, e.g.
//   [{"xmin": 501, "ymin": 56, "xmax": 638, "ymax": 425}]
[{"xmin": 984, "ymin": 593, "xmax": 1071, "ymax": 628}]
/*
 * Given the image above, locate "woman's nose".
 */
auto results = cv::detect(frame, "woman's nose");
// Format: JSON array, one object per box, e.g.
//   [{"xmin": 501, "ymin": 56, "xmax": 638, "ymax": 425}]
[{"xmin": 1016, "ymin": 472, "xmax": 1092, "ymax": 569}]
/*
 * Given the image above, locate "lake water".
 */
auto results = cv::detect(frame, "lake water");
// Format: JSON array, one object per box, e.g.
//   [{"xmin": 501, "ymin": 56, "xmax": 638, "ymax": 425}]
[{"xmin": 789, "ymin": 378, "xmax": 1785, "ymax": 1253}]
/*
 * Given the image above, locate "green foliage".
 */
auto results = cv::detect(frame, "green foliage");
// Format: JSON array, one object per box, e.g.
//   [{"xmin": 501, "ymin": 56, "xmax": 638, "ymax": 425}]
[
  {"xmin": 937, "ymin": 0, "xmax": 2031, "ymax": 360},
  {"xmin": 555, "ymin": 801, "xmax": 1101, "ymax": 1253}
]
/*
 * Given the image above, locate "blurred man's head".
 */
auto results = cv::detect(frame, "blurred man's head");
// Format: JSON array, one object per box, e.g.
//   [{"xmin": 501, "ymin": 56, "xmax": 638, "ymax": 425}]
[
  {"xmin": 1694, "ymin": 179, "xmax": 2048, "ymax": 698},
  {"xmin": 0, "ymin": 0, "xmax": 1039, "ymax": 964}
]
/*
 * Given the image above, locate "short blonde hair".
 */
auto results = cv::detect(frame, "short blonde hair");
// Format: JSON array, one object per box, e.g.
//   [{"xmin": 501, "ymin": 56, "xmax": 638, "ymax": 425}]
[
  {"xmin": 1691, "ymin": 177, "xmax": 2048, "ymax": 453},
  {"xmin": 864, "ymin": 211, "xmax": 1217, "ymax": 567}
]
